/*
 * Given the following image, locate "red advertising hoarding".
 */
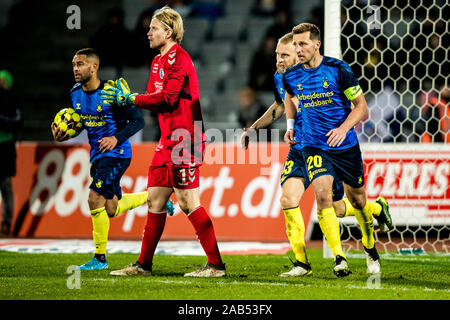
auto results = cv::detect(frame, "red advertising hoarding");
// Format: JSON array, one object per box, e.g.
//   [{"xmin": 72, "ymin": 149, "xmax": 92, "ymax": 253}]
[{"xmin": 7, "ymin": 143, "xmax": 449, "ymax": 240}]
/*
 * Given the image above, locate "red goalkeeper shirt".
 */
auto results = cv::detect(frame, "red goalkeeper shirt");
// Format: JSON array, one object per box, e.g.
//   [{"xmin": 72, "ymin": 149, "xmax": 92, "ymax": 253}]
[{"xmin": 134, "ymin": 43, "xmax": 206, "ymax": 166}]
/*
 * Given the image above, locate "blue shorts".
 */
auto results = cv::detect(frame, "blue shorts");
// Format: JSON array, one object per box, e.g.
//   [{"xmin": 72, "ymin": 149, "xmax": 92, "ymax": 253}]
[
  {"xmin": 281, "ymin": 147, "xmax": 310, "ymax": 188},
  {"xmin": 281, "ymin": 147, "xmax": 345, "ymax": 202},
  {"xmin": 302, "ymin": 143, "xmax": 365, "ymax": 189},
  {"xmin": 90, "ymin": 157, "xmax": 131, "ymax": 200}
]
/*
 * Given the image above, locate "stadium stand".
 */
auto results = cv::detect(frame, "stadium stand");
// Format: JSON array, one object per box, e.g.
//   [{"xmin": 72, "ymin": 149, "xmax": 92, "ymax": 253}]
[
  {"xmin": 0, "ymin": 0, "xmax": 122, "ymax": 141},
  {"xmin": 3, "ymin": 0, "xmax": 446, "ymax": 143},
  {"xmin": 0, "ymin": 0, "xmax": 300, "ymax": 141}
]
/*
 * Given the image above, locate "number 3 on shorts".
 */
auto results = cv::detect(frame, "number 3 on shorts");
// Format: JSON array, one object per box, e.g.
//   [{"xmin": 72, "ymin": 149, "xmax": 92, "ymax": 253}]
[{"xmin": 283, "ymin": 160, "xmax": 294, "ymax": 175}]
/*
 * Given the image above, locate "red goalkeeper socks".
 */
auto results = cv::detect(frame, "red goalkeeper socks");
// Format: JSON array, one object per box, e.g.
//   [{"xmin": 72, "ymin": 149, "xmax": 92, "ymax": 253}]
[
  {"xmin": 137, "ymin": 211, "xmax": 167, "ymax": 269},
  {"xmin": 187, "ymin": 206, "xmax": 223, "ymax": 267}
]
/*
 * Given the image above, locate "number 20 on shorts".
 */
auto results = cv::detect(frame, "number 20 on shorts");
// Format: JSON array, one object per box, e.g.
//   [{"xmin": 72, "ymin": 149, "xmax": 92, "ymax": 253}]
[{"xmin": 307, "ymin": 155, "xmax": 322, "ymax": 171}]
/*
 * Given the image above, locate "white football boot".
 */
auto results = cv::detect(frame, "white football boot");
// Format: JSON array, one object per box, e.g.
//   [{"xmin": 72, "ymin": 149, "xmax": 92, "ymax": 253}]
[
  {"xmin": 333, "ymin": 255, "xmax": 352, "ymax": 277},
  {"xmin": 280, "ymin": 260, "xmax": 312, "ymax": 277},
  {"xmin": 110, "ymin": 263, "xmax": 152, "ymax": 276},
  {"xmin": 364, "ymin": 246, "xmax": 381, "ymax": 274},
  {"xmin": 184, "ymin": 262, "xmax": 226, "ymax": 277}
]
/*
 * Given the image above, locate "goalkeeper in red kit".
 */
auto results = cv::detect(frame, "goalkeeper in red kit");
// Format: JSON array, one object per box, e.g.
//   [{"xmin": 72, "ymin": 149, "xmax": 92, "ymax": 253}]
[{"xmin": 102, "ymin": 6, "xmax": 225, "ymax": 277}]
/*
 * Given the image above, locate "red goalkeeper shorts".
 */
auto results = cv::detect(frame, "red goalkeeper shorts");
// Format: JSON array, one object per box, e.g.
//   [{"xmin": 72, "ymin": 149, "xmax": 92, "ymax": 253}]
[
  {"xmin": 147, "ymin": 164, "xmax": 200, "ymax": 189},
  {"xmin": 147, "ymin": 144, "xmax": 204, "ymax": 189}
]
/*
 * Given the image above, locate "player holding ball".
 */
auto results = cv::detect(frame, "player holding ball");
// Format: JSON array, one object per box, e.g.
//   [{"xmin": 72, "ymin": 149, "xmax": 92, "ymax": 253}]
[{"xmin": 52, "ymin": 48, "xmax": 173, "ymax": 270}]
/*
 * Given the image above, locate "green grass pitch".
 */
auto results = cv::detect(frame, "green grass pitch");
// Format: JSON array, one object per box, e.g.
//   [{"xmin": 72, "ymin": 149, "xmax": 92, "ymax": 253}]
[{"xmin": 0, "ymin": 249, "xmax": 449, "ymax": 300}]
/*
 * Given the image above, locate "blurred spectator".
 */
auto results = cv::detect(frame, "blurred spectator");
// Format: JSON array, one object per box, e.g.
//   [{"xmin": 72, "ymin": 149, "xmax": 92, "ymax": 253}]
[
  {"xmin": 264, "ymin": 8, "xmax": 294, "ymax": 41},
  {"xmin": 418, "ymin": 86, "xmax": 450, "ymax": 143},
  {"xmin": 190, "ymin": 0, "xmax": 223, "ymax": 20},
  {"xmin": 0, "ymin": 70, "xmax": 22, "ymax": 237},
  {"xmin": 90, "ymin": 7, "xmax": 131, "ymax": 74},
  {"xmin": 357, "ymin": 86, "xmax": 403, "ymax": 143},
  {"xmin": 128, "ymin": 6, "xmax": 160, "ymax": 67},
  {"xmin": 170, "ymin": 0, "xmax": 192, "ymax": 18},
  {"xmin": 251, "ymin": 0, "xmax": 290, "ymax": 17},
  {"xmin": 189, "ymin": 0, "xmax": 224, "ymax": 41},
  {"xmin": 306, "ymin": 6, "xmax": 324, "ymax": 38},
  {"xmin": 251, "ymin": 0, "xmax": 276, "ymax": 17},
  {"xmin": 238, "ymin": 87, "xmax": 269, "ymax": 130},
  {"xmin": 361, "ymin": 40, "xmax": 386, "ymax": 94},
  {"xmin": 129, "ymin": 1, "xmax": 192, "ymax": 67},
  {"xmin": 248, "ymin": 34, "xmax": 277, "ymax": 91}
]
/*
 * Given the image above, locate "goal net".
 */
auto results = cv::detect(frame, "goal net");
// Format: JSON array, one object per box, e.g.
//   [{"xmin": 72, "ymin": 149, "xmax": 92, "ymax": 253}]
[{"xmin": 323, "ymin": 0, "xmax": 449, "ymax": 256}]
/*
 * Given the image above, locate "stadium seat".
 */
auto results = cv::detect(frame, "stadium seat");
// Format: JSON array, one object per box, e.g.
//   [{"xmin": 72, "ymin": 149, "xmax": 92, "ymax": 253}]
[
  {"xmin": 200, "ymin": 41, "xmax": 233, "ymax": 66},
  {"xmin": 98, "ymin": 67, "xmax": 118, "ymax": 82},
  {"xmin": 208, "ymin": 91, "xmax": 240, "ymax": 123},
  {"xmin": 120, "ymin": 67, "xmax": 149, "ymax": 93},
  {"xmin": 233, "ymin": 43, "xmax": 253, "ymax": 73},
  {"xmin": 225, "ymin": 72, "xmax": 248, "ymax": 91},
  {"xmin": 212, "ymin": 16, "xmax": 245, "ymax": 41},
  {"xmin": 183, "ymin": 17, "xmax": 210, "ymax": 58},
  {"xmin": 224, "ymin": 0, "xmax": 252, "ymax": 18},
  {"xmin": 242, "ymin": 16, "xmax": 275, "ymax": 48}
]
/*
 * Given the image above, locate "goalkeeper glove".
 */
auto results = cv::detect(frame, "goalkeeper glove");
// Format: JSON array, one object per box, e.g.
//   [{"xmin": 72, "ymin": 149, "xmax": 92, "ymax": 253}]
[
  {"xmin": 116, "ymin": 78, "xmax": 137, "ymax": 105},
  {"xmin": 101, "ymin": 78, "xmax": 137, "ymax": 107},
  {"xmin": 100, "ymin": 80, "xmax": 117, "ymax": 106}
]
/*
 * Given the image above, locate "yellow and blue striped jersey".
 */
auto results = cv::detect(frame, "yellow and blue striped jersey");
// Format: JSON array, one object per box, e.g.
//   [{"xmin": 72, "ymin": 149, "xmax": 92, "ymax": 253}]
[{"xmin": 282, "ymin": 56, "xmax": 362, "ymax": 150}]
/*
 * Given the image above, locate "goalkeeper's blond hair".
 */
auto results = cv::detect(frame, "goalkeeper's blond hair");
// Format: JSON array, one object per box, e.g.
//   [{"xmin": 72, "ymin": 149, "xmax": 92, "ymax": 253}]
[{"xmin": 153, "ymin": 6, "xmax": 184, "ymax": 44}]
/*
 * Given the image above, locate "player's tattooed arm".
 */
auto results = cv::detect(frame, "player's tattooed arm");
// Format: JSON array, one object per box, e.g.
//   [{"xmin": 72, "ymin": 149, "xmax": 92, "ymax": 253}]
[
  {"xmin": 254, "ymin": 101, "xmax": 284, "ymax": 130},
  {"xmin": 271, "ymin": 102, "xmax": 284, "ymax": 122},
  {"xmin": 240, "ymin": 101, "xmax": 284, "ymax": 150}
]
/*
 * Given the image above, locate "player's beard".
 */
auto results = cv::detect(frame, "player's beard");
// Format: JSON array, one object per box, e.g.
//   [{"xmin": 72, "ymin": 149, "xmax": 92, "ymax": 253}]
[
  {"xmin": 276, "ymin": 64, "xmax": 285, "ymax": 74},
  {"xmin": 75, "ymin": 71, "xmax": 92, "ymax": 84},
  {"xmin": 300, "ymin": 49, "xmax": 319, "ymax": 68}
]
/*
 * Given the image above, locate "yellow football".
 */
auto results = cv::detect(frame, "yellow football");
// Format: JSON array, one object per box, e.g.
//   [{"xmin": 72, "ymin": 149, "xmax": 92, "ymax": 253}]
[{"xmin": 53, "ymin": 108, "xmax": 84, "ymax": 138}]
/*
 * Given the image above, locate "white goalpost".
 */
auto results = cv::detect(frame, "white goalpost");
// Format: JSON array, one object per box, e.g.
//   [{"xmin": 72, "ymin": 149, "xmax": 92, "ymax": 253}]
[
  {"xmin": 322, "ymin": 0, "xmax": 343, "ymax": 259},
  {"xmin": 323, "ymin": 0, "xmax": 449, "ymax": 257}
]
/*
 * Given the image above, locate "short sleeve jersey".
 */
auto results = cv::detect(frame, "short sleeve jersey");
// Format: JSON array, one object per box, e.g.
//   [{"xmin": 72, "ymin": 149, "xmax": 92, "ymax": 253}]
[
  {"xmin": 70, "ymin": 81, "xmax": 132, "ymax": 163},
  {"xmin": 282, "ymin": 56, "xmax": 362, "ymax": 150},
  {"xmin": 274, "ymin": 71, "xmax": 303, "ymax": 150}
]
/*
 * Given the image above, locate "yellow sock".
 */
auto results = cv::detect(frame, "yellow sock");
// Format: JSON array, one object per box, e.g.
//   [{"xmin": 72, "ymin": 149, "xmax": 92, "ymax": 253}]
[
  {"xmin": 283, "ymin": 207, "xmax": 308, "ymax": 264},
  {"xmin": 91, "ymin": 207, "xmax": 110, "ymax": 255},
  {"xmin": 114, "ymin": 191, "xmax": 148, "ymax": 217},
  {"xmin": 343, "ymin": 198, "xmax": 382, "ymax": 217},
  {"xmin": 354, "ymin": 200, "xmax": 375, "ymax": 249},
  {"xmin": 317, "ymin": 207, "xmax": 346, "ymax": 259},
  {"xmin": 343, "ymin": 198, "xmax": 358, "ymax": 217},
  {"xmin": 372, "ymin": 201, "xmax": 382, "ymax": 216}
]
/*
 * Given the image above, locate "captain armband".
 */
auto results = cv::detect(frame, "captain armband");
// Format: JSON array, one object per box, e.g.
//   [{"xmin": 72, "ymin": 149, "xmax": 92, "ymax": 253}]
[{"xmin": 344, "ymin": 85, "xmax": 362, "ymax": 101}]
